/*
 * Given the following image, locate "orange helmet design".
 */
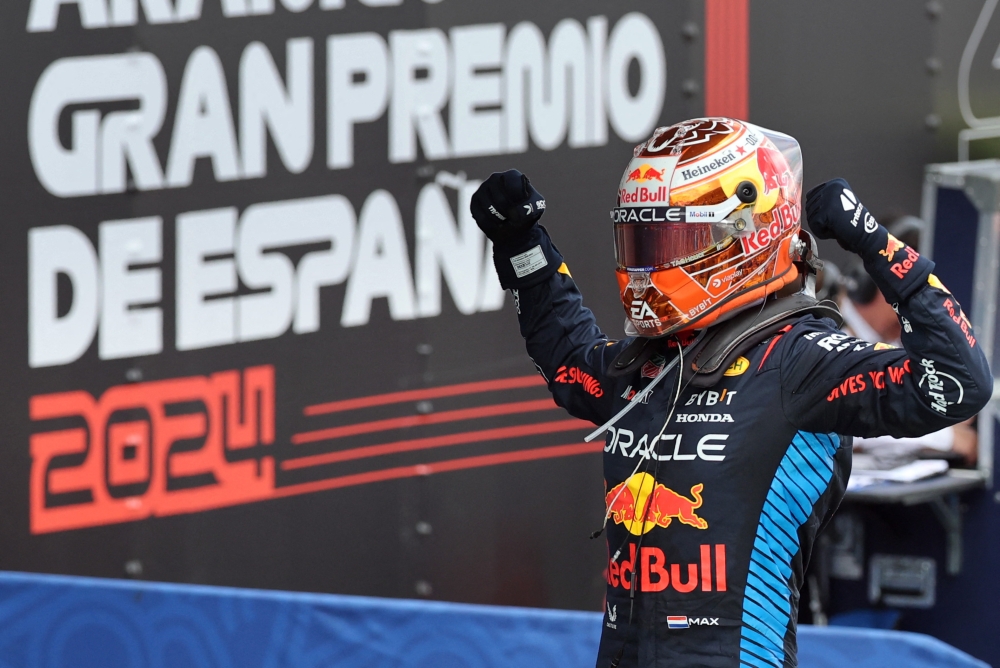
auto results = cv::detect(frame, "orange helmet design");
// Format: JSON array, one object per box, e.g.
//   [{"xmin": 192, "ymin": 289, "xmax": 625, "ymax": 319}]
[{"xmin": 612, "ymin": 118, "xmax": 804, "ymax": 337}]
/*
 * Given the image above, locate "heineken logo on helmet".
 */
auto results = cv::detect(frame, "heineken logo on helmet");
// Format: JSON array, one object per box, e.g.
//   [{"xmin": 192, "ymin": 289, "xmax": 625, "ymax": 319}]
[{"xmin": 678, "ymin": 150, "xmax": 739, "ymax": 182}]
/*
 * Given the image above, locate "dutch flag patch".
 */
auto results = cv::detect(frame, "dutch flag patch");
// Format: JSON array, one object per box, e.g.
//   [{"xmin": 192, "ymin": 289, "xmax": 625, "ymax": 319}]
[{"xmin": 667, "ymin": 616, "xmax": 689, "ymax": 630}]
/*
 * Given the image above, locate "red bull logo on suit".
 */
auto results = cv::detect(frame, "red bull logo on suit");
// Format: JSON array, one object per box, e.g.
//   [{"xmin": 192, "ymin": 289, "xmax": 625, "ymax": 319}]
[
  {"xmin": 607, "ymin": 543, "xmax": 728, "ymax": 593},
  {"xmin": 603, "ymin": 474, "xmax": 725, "ymax": 594},
  {"xmin": 604, "ymin": 472, "xmax": 708, "ymax": 536}
]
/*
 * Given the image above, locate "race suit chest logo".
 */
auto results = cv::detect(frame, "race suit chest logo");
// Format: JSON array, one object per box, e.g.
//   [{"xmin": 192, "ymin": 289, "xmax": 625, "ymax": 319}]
[
  {"xmin": 607, "ymin": 542, "xmax": 727, "ymax": 594},
  {"xmin": 621, "ymin": 385, "xmax": 651, "ymax": 404},
  {"xmin": 723, "ymin": 356, "xmax": 750, "ymax": 376},
  {"xmin": 606, "ymin": 429, "xmax": 728, "ymax": 462},
  {"xmin": 605, "ymin": 472, "xmax": 708, "ymax": 535},
  {"xmin": 641, "ymin": 354, "xmax": 666, "ymax": 379},
  {"xmin": 676, "ymin": 413, "xmax": 733, "ymax": 423},
  {"xmin": 678, "ymin": 388, "xmax": 737, "ymax": 419},
  {"xmin": 554, "ymin": 365, "xmax": 603, "ymax": 397}
]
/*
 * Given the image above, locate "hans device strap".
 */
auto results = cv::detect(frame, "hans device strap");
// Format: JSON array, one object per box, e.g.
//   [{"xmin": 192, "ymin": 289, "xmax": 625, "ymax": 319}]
[{"xmin": 608, "ymin": 293, "xmax": 843, "ymax": 387}]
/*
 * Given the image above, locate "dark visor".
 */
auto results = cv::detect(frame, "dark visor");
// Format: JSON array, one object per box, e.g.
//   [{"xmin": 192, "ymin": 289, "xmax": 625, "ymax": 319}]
[{"xmin": 613, "ymin": 222, "xmax": 736, "ymax": 270}]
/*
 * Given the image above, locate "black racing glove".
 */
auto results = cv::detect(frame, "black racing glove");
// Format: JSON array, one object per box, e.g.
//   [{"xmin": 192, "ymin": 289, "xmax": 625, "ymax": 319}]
[
  {"xmin": 470, "ymin": 169, "xmax": 546, "ymax": 245},
  {"xmin": 805, "ymin": 178, "xmax": 932, "ymax": 304},
  {"xmin": 470, "ymin": 170, "xmax": 564, "ymax": 290}
]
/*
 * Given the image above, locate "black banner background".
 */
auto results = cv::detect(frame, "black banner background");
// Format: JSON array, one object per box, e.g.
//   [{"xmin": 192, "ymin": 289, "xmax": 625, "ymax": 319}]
[{"xmin": 0, "ymin": 0, "xmax": 981, "ymax": 613}]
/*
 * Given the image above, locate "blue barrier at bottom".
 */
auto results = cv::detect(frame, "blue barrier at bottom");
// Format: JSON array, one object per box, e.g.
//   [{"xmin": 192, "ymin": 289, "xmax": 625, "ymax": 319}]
[{"xmin": 0, "ymin": 572, "xmax": 987, "ymax": 668}]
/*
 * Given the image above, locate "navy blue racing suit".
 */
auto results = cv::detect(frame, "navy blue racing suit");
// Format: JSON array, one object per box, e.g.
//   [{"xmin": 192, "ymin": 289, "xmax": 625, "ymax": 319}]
[{"xmin": 502, "ymin": 228, "xmax": 992, "ymax": 667}]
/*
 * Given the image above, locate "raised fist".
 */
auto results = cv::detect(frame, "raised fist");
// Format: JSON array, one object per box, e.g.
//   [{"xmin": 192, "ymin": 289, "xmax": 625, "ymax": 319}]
[
  {"xmin": 805, "ymin": 178, "xmax": 882, "ymax": 254},
  {"xmin": 470, "ymin": 170, "xmax": 546, "ymax": 246},
  {"xmin": 806, "ymin": 178, "xmax": 932, "ymax": 303}
]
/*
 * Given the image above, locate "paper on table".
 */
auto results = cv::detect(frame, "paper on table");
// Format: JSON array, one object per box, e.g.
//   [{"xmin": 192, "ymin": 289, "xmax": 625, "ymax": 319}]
[{"xmin": 848, "ymin": 460, "xmax": 950, "ymax": 491}]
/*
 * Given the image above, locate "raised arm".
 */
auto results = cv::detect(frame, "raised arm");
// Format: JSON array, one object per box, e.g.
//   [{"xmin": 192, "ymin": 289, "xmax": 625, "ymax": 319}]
[
  {"xmin": 470, "ymin": 170, "xmax": 624, "ymax": 426},
  {"xmin": 775, "ymin": 179, "xmax": 992, "ymax": 436}
]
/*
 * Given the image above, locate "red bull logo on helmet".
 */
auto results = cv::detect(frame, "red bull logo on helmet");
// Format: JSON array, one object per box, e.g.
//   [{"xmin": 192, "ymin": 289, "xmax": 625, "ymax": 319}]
[
  {"xmin": 604, "ymin": 472, "xmax": 708, "ymax": 536},
  {"xmin": 739, "ymin": 200, "xmax": 800, "ymax": 255},
  {"xmin": 618, "ymin": 157, "xmax": 677, "ymax": 208},
  {"xmin": 755, "ymin": 145, "xmax": 790, "ymax": 195},
  {"xmin": 618, "ymin": 186, "xmax": 669, "ymax": 205},
  {"xmin": 626, "ymin": 164, "xmax": 667, "ymax": 182}
]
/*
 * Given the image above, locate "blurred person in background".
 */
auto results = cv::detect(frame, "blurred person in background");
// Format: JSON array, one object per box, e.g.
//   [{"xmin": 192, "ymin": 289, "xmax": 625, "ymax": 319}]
[
  {"xmin": 469, "ymin": 118, "xmax": 991, "ymax": 667},
  {"xmin": 838, "ymin": 264, "xmax": 901, "ymax": 347}
]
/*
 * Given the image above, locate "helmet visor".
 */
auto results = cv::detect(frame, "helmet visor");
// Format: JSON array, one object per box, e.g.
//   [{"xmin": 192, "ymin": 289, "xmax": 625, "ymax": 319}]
[{"xmin": 613, "ymin": 220, "xmax": 741, "ymax": 271}]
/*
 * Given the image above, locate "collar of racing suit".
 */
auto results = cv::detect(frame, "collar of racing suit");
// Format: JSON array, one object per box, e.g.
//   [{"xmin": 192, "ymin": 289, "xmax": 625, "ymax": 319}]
[{"xmin": 609, "ymin": 292, "xmax": 843, "ymax": 387}]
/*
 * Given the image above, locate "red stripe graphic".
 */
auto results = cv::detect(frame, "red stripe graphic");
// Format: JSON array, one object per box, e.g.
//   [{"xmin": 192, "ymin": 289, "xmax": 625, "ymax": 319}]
[
  {"xmin": 274, "ymin": 442, "xmax": 603, "ymax": 499},
  {"xmin": 758, "ymin": 324, "xmax": 793, "ymax": 371},
  {"xmin": 304, "ymin": 375, "xmax": 546, "ymax": 416},
  {"xmin": 291, "ymin": 398, "xmax": 559, "ymax": 445},
  {"xmin": 704, "ymin": 0, "xmax": 750, "ymax": 119},
  {"xmin": 283, "ymin": 418, "xmax": 586, "ymax": 470}
]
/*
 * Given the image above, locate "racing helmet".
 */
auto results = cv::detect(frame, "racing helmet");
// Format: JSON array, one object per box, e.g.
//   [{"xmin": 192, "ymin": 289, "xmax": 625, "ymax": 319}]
[{"xmin": 612, "ymin": 117, "xmax": 804, "ymax": 337}]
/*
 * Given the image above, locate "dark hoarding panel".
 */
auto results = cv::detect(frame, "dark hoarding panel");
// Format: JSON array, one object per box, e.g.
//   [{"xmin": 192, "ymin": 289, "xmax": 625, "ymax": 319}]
[
  {"xmin": 0, "ymin": 3, "xmax": 996, "ymax": 644},
  {"xmin": 0, "ymin": 0, "xmax": 703, "ymax": 610}
]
